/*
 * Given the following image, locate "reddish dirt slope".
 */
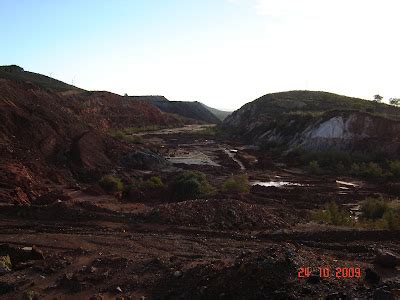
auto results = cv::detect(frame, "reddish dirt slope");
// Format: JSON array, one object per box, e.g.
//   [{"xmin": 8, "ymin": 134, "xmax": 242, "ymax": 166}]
[
  {"xmin": 63, "ymin": 91, "xmax": 181, "ymax": 131},
  {"xmin": 0, "ymin": 78, "xmax": 180, "ymax": 204}
]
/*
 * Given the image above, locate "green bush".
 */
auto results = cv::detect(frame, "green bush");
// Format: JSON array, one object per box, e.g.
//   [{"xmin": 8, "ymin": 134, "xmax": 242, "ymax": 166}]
[
  {"xmin": 141, "ymin": 176, "xmax": 164, "ymax": 189},
  {"xmin": 388, "ymin": 160, "xmax": 400, "ymax": 178},
  {"xmin": 312, "ymin": 201, "xmax": 352, "ymax": 226},
  {"xmin": 357, "ymin": 197, "xmax": 400, "ymax": 229},
  {"xmin": 99, "ymin": 175, "xmax": 124, "ymax": 192},
  {"xmin": 350, "ymin": 163, "xmax": 360, "ymax": 175},
  {"xmin": 361, "ymin": 197, "xmax": 390, "ymax": 220},
  {"xmin": 308, "ymin": 160, "xmax": 321, "ymax": 174},
  {"xmin": 124, "ymin": 176, "xmax": 164, "ymax": 195},
  {"xmin": 381, "ymin": 209, "xmax": 400, "ymax": 230},
  {"xmin": 350, "ymin": 162, "xmax": 384, "ymax": 179},
  {"xmin": 360, "ymin": 162, "xmax": 383, "ymax": 178},
  {"xmin": 109, "ymin": 130, "xmax": 143, "ymax": 144},
  {"xmin": 223, "ymin": 174, "xmax": 250, "ymax": 194},
  {"xmin": 170, "ymin": 171, "xmax": 214, "ymax": 199}
]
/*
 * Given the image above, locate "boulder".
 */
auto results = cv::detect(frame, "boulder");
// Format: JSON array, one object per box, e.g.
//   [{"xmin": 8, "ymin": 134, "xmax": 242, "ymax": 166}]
[
  {"xmin": 374, "ymin": 249, "xmax": 400, "ymax": 268},
  {"xmin": 365, "ymin": 268, "xmax": 380, "ymax": 284},
  {"xmin": 121, "ymin": 149, "xmax": 169, "ymax": 170},
  {"xmin": 373, "ymin": 286, "xmax": 395, "ymax": 300}
]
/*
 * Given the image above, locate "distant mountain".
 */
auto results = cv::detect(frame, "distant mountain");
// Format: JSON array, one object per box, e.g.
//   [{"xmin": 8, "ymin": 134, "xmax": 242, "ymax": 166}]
[
  {"xmin": 222, "ymin": 90, "xmax": 400, "ymax": 156},
  {"xmin": 200, "ymin": 103, "xmax": 231, "ymax": 121},
  {"xmin": 130, "ymin": 96, "xmax": 221, "ymax": 124},
  {"xmin": 0, "ymin": 65, "xmax": 83, "ymax": 92}
]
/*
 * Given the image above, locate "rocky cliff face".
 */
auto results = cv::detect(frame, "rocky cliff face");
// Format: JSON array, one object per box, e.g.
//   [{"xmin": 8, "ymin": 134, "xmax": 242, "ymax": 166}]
[{"xmin": 222, "ymin": 91, "xmax": 400, "ymax": 156}]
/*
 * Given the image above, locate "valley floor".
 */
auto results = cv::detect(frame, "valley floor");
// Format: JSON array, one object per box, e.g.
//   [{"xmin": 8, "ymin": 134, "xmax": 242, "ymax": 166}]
[{"xmin": 0, "ymin": 125, "xmax": 399, "ymax": 299}]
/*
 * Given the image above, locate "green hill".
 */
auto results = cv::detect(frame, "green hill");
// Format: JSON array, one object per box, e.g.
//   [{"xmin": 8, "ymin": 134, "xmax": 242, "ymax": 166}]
[
  {"xmin": 239, "ymin": 90, "xmax": 400, "ymax": 121},
  {"xmin": 222, "ymin": 90, "xmax": 400, "ymax": 156}
]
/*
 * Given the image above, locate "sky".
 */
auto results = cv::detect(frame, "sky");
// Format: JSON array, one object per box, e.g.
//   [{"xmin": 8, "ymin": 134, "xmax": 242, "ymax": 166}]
[{"xmin": 0, "ymin": 0, "xmax": 399, "ymax": 111}]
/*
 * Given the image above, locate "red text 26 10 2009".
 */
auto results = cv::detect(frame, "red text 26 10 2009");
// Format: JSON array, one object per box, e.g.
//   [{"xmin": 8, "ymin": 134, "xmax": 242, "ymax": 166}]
[{"xmin": 298, "ymin": 267, "xmax": 362, "ymax": 279}]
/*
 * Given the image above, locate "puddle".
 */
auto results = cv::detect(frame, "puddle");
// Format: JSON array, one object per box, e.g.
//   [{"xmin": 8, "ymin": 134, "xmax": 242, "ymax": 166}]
[
  {"xmin": 251, "ymin": 181, "xmax": 304, "ymax": 188},
  {"xmin": 336, "ymin": 180, "xmax": 359, "ymax": 188},
  {"xmin": 166, "ymin": 151, "xmax": 220, "ymax": 166}
]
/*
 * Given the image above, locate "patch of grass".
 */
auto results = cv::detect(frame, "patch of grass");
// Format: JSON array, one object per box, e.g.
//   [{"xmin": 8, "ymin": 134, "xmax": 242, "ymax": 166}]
[
  {"xmin": 170, "ymin": 171, "xmax": 214, "ymax": 200},
  {"xmin": 388, "ymin": 160, "xmax": 400, "ymax": 178},
  {"xmin": 357, "ymin": 197, "xmax": 400, "ymax": 229},
  {"xmin": 291, "ymin": 148, "xmax": 398, "ymax": 180},
  {"xmin": 312, "ymin": 201, "xmax": 352, "ymax": 226},
  {"xmin": 124, "ymin": 176, "xmax": 165, "ymax": 197},
  {"xmin": 121, "ymin": 125, "xmax": 173, "ymax": 134},
  {"xmin": 308, "ymin": 160, "xmax": 322, "ymax": 174},
  {"xmin": 141, "ymin": 176, "xmax": 164, "ymax": 190},
  {"xmin": 312, "ymin": 197, "xmax": 400, "ymax": 230},
  {"xmin": 99, "ymin": 175, "xmax": 124, "ymax": 192},
  {"xmin": 349, "ymin": 162, "xmax": 386, "ymax": 178},
  {"xmin": 109, "ymin": 130, "xmax": 143, "ymax": 144},
  {"xmin": 197, "ymin": 125, "xmax": 218, "ymax": 136},
  {"xmin": 360, "ymin": 197, "xmax": 391, "ymax": 220},
  {"xmin": 223, "ymin": 174, "xmax": 250, "ymax": 194}
]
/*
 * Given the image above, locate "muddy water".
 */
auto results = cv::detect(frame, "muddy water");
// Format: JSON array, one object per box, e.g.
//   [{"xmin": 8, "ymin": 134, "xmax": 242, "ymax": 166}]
[
  {"xmin": 166, "ymin": 151, "xmax": 220, "ymax": 166},
  {"xmin": 251, "ymin": 181, "xmax": 303, "ymax": 188}
]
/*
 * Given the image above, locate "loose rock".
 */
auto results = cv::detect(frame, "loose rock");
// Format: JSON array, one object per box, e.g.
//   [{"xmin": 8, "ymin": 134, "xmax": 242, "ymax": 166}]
[{"xmin": 374, "ymin": 249, "xmax": 399, "ymax": 268}]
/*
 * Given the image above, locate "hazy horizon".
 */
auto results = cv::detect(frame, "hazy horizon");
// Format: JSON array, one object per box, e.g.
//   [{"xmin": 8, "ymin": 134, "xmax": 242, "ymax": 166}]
[{"xmin": 1, "ymin": 0, "xmax": 399, "ymax": 110}]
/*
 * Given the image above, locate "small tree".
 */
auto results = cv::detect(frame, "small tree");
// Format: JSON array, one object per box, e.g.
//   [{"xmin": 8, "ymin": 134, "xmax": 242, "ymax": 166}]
[
  {"xmin": 99, "ymin": 175, "xmax": 124, "ymax": 192},
  {"xmin": 389, "ymin": 98, "xmax": 400, "ymax": 106},
  {"xmin": 223, "ymin": 174, "xmax": 250, "ymax": 194},
  {"xmin": 170, "ymin": 171, "xmax": 214, "ymax": 199},
  {"xmin": 373, "ymin": 94, "xmax": 383, "ymax": 102}
]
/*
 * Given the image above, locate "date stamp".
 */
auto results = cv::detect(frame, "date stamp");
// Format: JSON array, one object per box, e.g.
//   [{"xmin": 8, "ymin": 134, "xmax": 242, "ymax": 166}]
[{"xmin": 298, "ymin": 267, "xmax": 362, "ymax": 279}]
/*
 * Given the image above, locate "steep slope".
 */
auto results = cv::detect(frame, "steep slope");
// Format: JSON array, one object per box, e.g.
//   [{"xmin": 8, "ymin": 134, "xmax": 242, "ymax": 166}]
[
  {"xmin": 130, "ymin": 96, "xmax": 221, "ymax": 124},
  {"xmin": 0, "ymin": 68, "xmax": 182, "ymax": 204},
  {"xmin": 222, "ymin": 91, "xmax": 400, "ymax": 156},
  {"xmin": 64, "ymin": 92, "xmax": 180, "ymax": 131},
  {"xmin": 0, "ymin": 65, "xmax": 82, "ymax": 92}
]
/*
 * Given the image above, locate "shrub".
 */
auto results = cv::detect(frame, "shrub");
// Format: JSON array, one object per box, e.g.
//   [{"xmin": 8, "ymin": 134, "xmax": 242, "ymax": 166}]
[
  {"xmin": 223, "ymin": 174, "xmax": 250, "ymax": 194},
  {"xmin": 308, "ymin": 160, "xmax": 321, "ymax": 174},
  {"xmin": 361, "ymin": 197, "xmax": 390, "ymax": 220},
  {"xmin": 381, "ymin": 210, "xmax": 400, "ymax": 230},
  {"xmin": 99, "ymin": 175, "xmax": 124, "ymax": 192},
  {"xmin": 124, "ymin": 176, "xmax": 164, "ymax": 195},
  {"xmin": 109, "ymin": 130, "xmax": 143, "ymax": 144},
  {"xmin": 170, "ymin": 171, "xmax": 214, "ymax": 199},
  {"xmin": 350, "ymin": 162, "xmax": 384, "ymax": 179},
  {"xmin": 360, "ymin": 162, "xmax": 383, "ymax": 178},
  {"xmin": 388, "ymin": 160, "xmax": 400, "ymax": 178},
  {"xmin": 335, "ymin": 161, "xmax": 345, "ymax": 173},
  {"xmin": 312, "ymin": 201, "xmax": 352, "ymax": 226},
  {"xmin": 350, "ymin": 163, "xmax": 360, "ymax": 175},
  {"xmin": 141, "ymin": 176, "xmax": 164, "ymax": 189}
]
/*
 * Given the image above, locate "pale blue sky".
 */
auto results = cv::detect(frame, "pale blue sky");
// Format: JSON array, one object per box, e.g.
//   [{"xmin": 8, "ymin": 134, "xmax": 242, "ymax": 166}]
[{"xmin": 1, "ymin": 0, "xmax": 399, "ymax": 110}]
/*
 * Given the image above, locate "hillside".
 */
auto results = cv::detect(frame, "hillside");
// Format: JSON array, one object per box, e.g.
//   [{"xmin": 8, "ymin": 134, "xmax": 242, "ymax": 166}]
[
  {"xmin": 0, "ymin": 65, "xmax": 83, "ymax": 92},
  {"xmin": 200, "ymin": 102, "xmax": 231, "ymax": 121},
  {"xmin": 0, "ymin": 68, "xmax": 182, "ymax": 204},
  {"xmin": 222, "ymin": 90, "xmax": 400, "ymax": 155},
  {"xmin": 130, "ymin": 96, "xmax": 222, "ymax": 124}
]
